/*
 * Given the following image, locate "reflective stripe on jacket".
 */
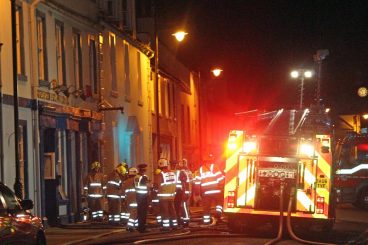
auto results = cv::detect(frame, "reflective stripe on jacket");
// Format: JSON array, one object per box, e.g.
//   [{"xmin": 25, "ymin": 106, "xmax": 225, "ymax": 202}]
[
  {"xmin": 84, "ymin": 172, "xmax": 105, "ymax": 196},
  {"xmin": 196, "ymin": 163, "xmax": 224, "ymax": 195},
  {"xmin": 105, "ymin": 171, "xmax": 122, "ymax": 196},
  {"xmin": 157, "ymin": 170, "xmax": 176, "ymax": 200}
]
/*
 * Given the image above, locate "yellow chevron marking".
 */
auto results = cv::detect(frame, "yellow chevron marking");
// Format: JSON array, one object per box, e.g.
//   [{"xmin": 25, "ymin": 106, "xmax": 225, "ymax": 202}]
[
  {"xmin": 225, "ymin": 148, "xmax": 241, "ymax": 173},
  {"xmin": 237, "ymin": 192, "xmax": 246, "ymax": 206},
  {"xmin": 246, "ymin": 184, "xmax": 256, "ymax": 204},
  {"xmin": 316, "ymin": 188, "xmax": 330, "ymax": 205},
  {"xmin": 304, "ymin": 168, "xmax": 316, "ymax": 185},
  {"xmin": 297, "ymin": 190, "xmax": 314, "ymax": 211},
  {"xmin": 315, "ymin": 152, "xmax": 331, "ymax": 177}
]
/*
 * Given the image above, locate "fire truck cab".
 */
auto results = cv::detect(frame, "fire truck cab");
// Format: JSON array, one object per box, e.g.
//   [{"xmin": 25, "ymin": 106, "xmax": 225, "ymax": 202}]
[{"xmin": 224, "ymin": 108, "xmax": 335, "ymax": 233}]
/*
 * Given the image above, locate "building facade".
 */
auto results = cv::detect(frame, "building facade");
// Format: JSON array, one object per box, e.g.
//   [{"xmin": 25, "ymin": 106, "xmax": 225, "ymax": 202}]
[{"xmin": 0, "ymin": 0, "xmax": 199, "ymax": 225}]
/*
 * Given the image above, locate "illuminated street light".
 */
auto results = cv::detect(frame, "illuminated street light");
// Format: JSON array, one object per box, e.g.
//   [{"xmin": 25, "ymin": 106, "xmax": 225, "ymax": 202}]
[
  {"xmin": 290, "ymin": 69, "xmax": 313, "ymax": 110},
  {"xmin": 358, "ymin": 86, "xmax": 368, "ymax": 98},
  {"xmin": 211, "ymin": 68, "xmax": 223, "ymax": 77},
  {"xmin": 154, "ymin": 6, "xmax": 187, "ymax": 161},
  {"xmin": 172, "ymin": 31, "xmax": 188, "ymax": 42}
]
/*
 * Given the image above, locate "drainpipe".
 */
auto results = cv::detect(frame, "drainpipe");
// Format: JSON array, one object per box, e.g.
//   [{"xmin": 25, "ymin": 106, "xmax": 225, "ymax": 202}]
[
  {"xmin": 29, "ymin": 0, "xmax": 42, "ymax": 216},
  {"xmin": 0, "ymin": 43, "xmax": 4, "ymax": 182}
]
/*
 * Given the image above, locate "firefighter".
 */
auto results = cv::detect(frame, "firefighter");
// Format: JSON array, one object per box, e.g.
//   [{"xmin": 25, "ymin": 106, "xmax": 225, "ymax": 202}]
[
  {"xmin": 152, "ymin": 167, "xmax": 162, "ymax": 225},
  {"xmin": 84, "ymin": 161, "xmax": 105, "ymax": 222},
  {"xmin": 122, "ymin": 167, "xmax": 138, "ymax": 231},
  {"xmin": 156, "ymin": 158, "xmax": 178, "ymax": 230},
  {"xmin": 194, "ymin": 155, "xmax": 225, "ymax": 226},
  {"xmin": 118, "ymin": 162, "xmax": 129, "ymax": 224},
  {"xmin": 105, "ymin": 163, "xmax": 126, "ymax": 224},
  {"xmin": 135, "ymin": 164, "xmax": 149, "ymax": 233},
  {"xmin": 176, "ymin": 158, "xmax": 193, "ymax": 226}
]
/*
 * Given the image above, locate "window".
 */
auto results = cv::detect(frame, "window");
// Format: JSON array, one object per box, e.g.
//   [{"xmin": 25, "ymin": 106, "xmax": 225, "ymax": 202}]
[
  {"xmin": 340, "ymin": 140, "xmax": 368, "ymax": 167},
  {"xmin": 16, "ymin": 4, "xmax": 25, "ymax": 79},
  {"xmin": 187, "ymin": 106, "xmax": 191, "ymax": 142},
  {"xmin": 122, "ymin": 0, "xmax": 130, "ymax": 31},
  {"xmin": 89, "ymin": 37, "xmax": 98, "ymax": 95},
  {"xmin": 57, "ymin": 130, "xmax": 68, "ymax": 199},
  {"xmin": 167, "ymin": 82, "xmax": 171, "ymax": 117},
  {"xmin": 110, "ymin": 34, "xmax": 117, "ymax": 92},
  {"xmin": 72, "ymin": 31, "xmax": 83, "ymax": 90},
  {"xmin": 181, "ymin": 104, "xmax": 185, "ymax": 143},
  {"xmin": 124, "ymin": 43, "xmax": 131, "ymax": 99},
  {"xmin": 55, "ymin": 21, "xmax": 66, "ymax": 86},
  {"xmin": 137, "ymin": 51, "xmax": 142, "ymax": 101},
  {"xmin": 36, "ymin": 11, "xmax": 48, "ymax": 83}
]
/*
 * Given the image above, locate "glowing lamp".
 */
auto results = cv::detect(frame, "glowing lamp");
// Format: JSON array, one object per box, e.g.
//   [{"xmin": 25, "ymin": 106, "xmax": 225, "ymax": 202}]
[
  {"xmin": 363, "ymin": 114, "xmax": 368, "ymax": 120},
  {"xmin": 300, "ymin": 143, "xmax": 314, "ymax": 157},
  {"xmin": 172, "ymin": 31, "xmax": 188, "ymax": 42},
  {"xmin": 211, "ymin": 68, "xmax": 223, "ymax": 77},
  {"xmin": 243, "ymin": 141, "xmax": 257, "ymax": 154}
]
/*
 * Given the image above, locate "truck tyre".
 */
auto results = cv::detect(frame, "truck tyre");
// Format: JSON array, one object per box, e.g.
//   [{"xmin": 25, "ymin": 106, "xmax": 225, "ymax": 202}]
[{"xmin": 358, "ymin": 187, "xmax": 368, "ymax": 210}]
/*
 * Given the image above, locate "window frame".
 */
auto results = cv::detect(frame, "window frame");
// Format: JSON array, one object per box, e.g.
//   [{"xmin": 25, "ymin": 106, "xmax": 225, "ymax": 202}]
[
  {"xmin": 36, "ymin": 10, "xmax": 48, "ymax": 86},
  {"xmin": 55, "ymin": 20, "xmax": 66, "ymax": 87}
]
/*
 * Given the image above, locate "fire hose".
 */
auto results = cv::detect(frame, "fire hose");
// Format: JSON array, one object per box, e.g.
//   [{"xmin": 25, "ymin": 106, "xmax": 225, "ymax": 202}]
[
  {"xmin": 286, "ymin": 187, "xmax": 336, "ymax": 245},
  {"xmin": 265, "ymin": 181, "xmax": 285, "ymax": 245}
]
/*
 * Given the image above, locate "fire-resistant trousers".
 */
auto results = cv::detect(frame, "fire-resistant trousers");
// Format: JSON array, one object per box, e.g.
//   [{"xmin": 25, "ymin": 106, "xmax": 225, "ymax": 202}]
[
  {"xmin": 202, "ymin": 192, "xmax": 223, "ymax": 224},
  {"xmin": 88, "ymin": 197, "xmax": 104, "ymax": 221},
  {"xmin": 137, "ymin": 194, "xmax": 148, "ymax": 232},
  {"xmin": 159, "ymin": 199, "xmax": 178, "ymax": 229},
  {"xmin": 107, "ymin": 196, "xmax": 121, "ymax": 223}
]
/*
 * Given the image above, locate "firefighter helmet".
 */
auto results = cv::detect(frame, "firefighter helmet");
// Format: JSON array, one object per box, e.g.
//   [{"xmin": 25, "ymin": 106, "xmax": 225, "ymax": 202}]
[
  {"xmin": 158, "ymin": 158, "xmax": 168, "ymax": 168},
  {"xmin": 128, "ymin": 167, "xmax": 138, "ymax": 176},
  {"xmin": 116, "ymin": 163, "xmax": 127, "ymax": 175},
  {"xmin": 91, "ymin": 161, "xmax": 101, "ymax": 170},
  {"xmin": 154, "ymin": 168, "xmax": 162, "ymax": 175},
  {"xmin": 120, "ymin": 161, "xmax": 128, "ymax": 168}
]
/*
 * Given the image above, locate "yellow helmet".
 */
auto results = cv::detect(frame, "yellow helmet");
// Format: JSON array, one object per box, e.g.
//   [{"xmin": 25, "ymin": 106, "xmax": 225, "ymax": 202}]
[
  {"xmin": 91, "ymin": 161, "xmax": 101, "ymax": 170},
  {"xmin": 120, "ymin": 161, "xmax": 128, "ymax": 168},
  {"xmin": 154, "ymin": 168, "xmax": 162, "ymax": 175},
  {"xmin": 128, "ymin": 167, "xmax": 138, "ymax": 176},
  {"xmin": 116, "ymin": 163, "xmax": 127, "ymax": 175}
]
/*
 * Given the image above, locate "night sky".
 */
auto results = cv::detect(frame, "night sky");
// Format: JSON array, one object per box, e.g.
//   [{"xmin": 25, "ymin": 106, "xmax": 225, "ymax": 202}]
[{"xmin": 157, "ymin": 0, "xmax": 368, "ymax": 115}]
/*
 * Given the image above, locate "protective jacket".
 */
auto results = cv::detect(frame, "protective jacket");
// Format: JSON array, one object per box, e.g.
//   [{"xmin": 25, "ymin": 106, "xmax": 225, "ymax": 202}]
[
  {"xmin": 157, "ymin": 170, "xmax": 176, "ymax": 200},
  {"xmin": 195, "ymin": 163, "xmax": 225, "ymax": 196},
  {"xmin": 122, "ymin": 176, "xmax": 138, "ymax": 228},
  {"xmin": 106, "ymin": 171, "xmax": 122, "ymax": 198},
  {"xmin": 84, "ymin": 172, "xmax": 105, "ymax": 198}
]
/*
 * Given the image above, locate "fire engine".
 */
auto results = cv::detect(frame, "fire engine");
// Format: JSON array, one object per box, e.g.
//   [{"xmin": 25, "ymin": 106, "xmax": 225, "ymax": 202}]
[
  {"xmin": 223, "ymin": 108, "xmax": 335, "ymax": 233},
  {"xmin": 334, "ymin": 114, "xmax": 368, "ymax": 210}
]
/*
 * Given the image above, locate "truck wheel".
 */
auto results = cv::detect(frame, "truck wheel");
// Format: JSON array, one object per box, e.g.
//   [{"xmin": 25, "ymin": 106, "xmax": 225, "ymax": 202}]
[{"xmin": 358, "ymin": 187, "xmax": 368, "ymax": 210}]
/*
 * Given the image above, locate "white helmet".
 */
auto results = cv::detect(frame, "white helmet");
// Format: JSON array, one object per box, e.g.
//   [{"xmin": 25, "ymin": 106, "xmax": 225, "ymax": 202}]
[
  {"xmin": 128, "ymin": 167, "xmax": 138, "ymax": 176},
  {"xmin": 158, "ymin": 158, "xmax": 168, "ymax": 168}
]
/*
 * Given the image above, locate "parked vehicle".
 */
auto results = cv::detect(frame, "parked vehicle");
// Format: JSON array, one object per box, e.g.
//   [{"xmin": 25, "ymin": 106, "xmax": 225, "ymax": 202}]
[{"xmin": 0, "ymin": 182, "xmax": 46, "ymax": 244}]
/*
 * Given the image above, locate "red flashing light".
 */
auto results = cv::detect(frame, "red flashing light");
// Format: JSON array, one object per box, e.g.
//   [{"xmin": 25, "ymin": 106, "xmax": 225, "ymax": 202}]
[{"xmin": 227, "ymin": 191, "xmax": 235, "ymax": 208}]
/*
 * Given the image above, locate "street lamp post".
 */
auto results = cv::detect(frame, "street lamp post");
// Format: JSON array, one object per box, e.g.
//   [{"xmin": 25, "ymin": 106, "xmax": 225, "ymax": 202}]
[
  {"xmin": 11, "ymin": 0, "xmax": 22, "ymax": 198},
  {"xmin": 153, "ymin": 5, "xmax": 187, "ymax": 162},
  {"xmin": 290, "ymin": 69, "xmax": 313, "ymax": 110}
]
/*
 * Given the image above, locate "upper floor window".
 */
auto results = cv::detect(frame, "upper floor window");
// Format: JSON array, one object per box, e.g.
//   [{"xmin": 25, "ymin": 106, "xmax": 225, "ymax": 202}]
[
  {"xmin": 124, "ymin": 43, "xmax": 131, "ymax": 99},
  {"xmin": 55, "ymin": 21, "xmax": 66, "ymax": 86},
  {"xmin": 110, "ymin": 34, "xmax": 117, "ymax": 92},
  {"xmin": 122, "ymin": 0, "xmax": 131, "ymax": 31},
  {"xmin": 89, "ymin": 36, "xmax": 98, "ymax": 95},
  {"xmin": 72, "ymin": 30, "xmax": 82, "ymax": 90},
  {"xmin": 36, "ymin": 11, "xmax": 48, "ymax": 84},
  {"xmin": 16, "ymin": 4, "xmax": 25, "ymax": 79},
  {"xmin": 137, "ymin": 51, "xmax": 142, "ymax": 101}
]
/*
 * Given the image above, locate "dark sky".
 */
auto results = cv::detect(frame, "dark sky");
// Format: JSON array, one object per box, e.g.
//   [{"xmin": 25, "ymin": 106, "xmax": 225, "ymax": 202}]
[{"xmin": 157, "ymin": 0, "xmax": 368, "ymax": 115}]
